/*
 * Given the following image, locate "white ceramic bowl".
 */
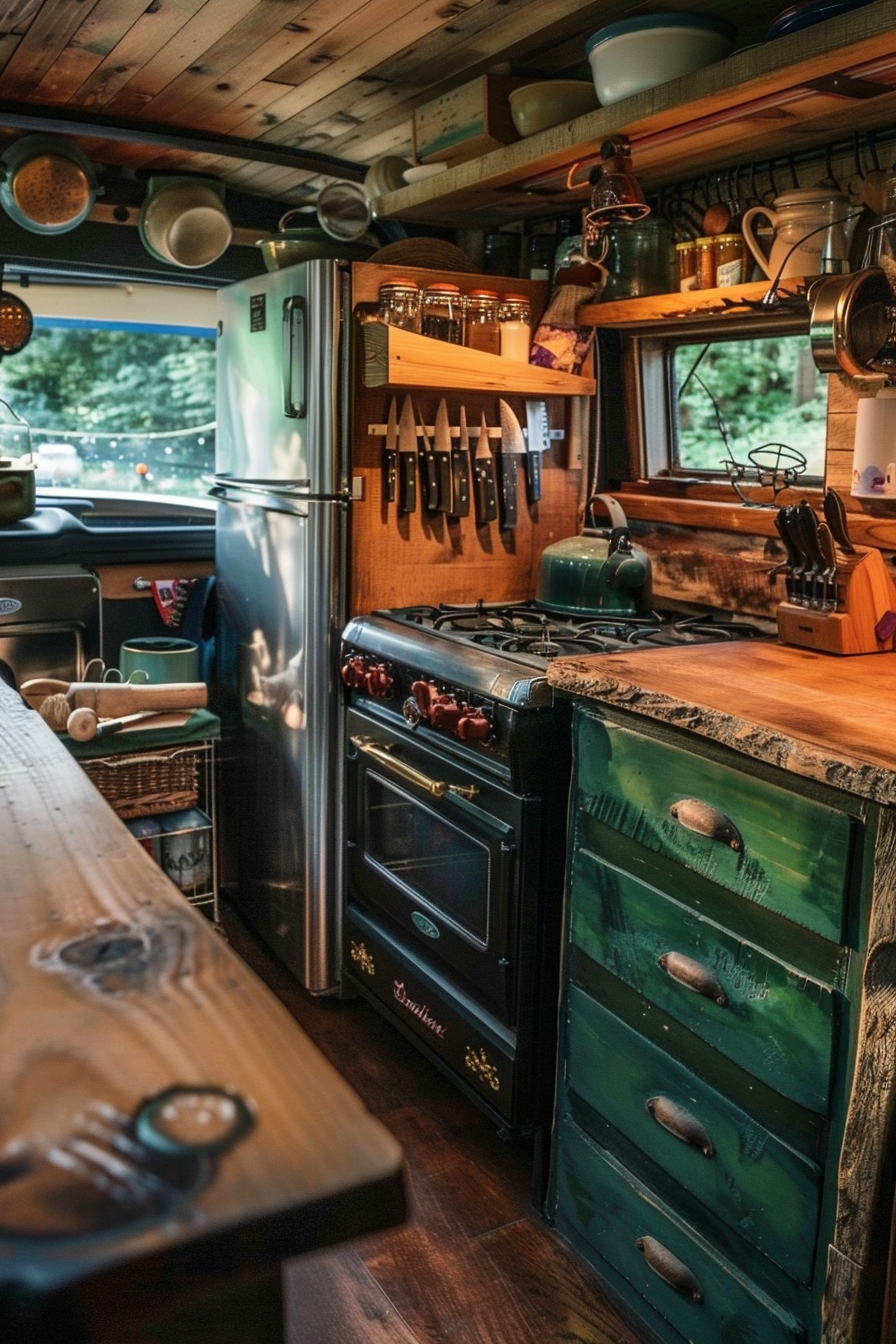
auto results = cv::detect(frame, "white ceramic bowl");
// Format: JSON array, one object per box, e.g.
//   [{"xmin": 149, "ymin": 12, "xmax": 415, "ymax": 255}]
[
  {"xmin": 586, "ymin": 12, "xmax": 736, "ymax": 106},
  {"xmin": 508, "ymin": 81, "xmax": 599, "ymax": 137},
  {"xmin": 140, "ymin": 179, "xmax": 232, "ymax": 269}
]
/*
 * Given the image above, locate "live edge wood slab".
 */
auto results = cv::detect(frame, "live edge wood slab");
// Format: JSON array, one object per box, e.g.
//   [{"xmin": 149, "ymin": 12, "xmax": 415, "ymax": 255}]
[
  {"xmin": 547, "ymin": 638, "xmax": 896, "ymax": 1344},
  {"xmin": 0, "ymin": 681, "xmax": 405, "ymax": 1344}
]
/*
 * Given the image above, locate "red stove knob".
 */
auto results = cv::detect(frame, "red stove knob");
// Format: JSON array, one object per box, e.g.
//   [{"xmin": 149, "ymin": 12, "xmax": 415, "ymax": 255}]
[
  {"xmin": 341, "ymin": 655, "xmax": 368, "ymax": 689},
  {"xmin": 429, "ymin": 693, "xmax": 462, "ymax": 731},
  {"xmin": 411, "ymin": 680, "xmax": 436, "ymax": 716},
  {"xmin": 457, "ymin": 705, "xmax": 491, "ymax": 741},
  {"xmin": 365, "ymin": 662, "xmax": 393, "ymax": 698}
]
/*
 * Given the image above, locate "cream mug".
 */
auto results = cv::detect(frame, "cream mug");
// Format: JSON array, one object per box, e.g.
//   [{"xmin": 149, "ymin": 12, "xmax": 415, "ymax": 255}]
[{"xmin": 741, "ymin": 187, "xmax": 851, "ymax": 281}]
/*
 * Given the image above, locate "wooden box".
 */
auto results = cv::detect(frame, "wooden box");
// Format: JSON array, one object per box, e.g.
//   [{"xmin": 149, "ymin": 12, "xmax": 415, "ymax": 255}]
[{"xmin": 412, "ymin": 75, "xmax": 525, "ymax": 166}]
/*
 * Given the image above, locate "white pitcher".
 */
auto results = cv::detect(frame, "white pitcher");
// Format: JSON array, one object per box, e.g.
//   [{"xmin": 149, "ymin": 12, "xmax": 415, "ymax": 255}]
[{"xmin": 741, "ymin": 187, "xmax": 851, "ymax": 281}]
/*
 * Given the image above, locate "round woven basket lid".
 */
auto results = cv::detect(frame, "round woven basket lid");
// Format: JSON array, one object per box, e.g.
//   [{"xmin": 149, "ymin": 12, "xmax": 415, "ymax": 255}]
[{"xmin": 368, "ymin": 238, "xmax": 478, "ymax": 273}]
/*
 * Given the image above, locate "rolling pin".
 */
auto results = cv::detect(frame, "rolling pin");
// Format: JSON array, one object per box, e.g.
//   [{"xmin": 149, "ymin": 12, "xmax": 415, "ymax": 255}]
[
  {"xmin": 36, "ymin": 682, "xmax": 207, "ymax": 732},
  {"xmin": 65, "ymin": 709, "xmax": 168, "ymax": 742}
]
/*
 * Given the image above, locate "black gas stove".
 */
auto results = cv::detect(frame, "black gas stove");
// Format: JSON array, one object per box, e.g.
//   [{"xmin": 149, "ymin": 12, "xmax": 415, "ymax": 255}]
[{"xmin": 339, "ymin": 599, "xmax": 774, "ymax": 1181}]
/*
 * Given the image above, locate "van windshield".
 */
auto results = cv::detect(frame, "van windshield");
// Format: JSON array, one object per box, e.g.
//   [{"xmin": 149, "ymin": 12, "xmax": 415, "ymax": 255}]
[{"xmin": 0, "ymin": 286, "xmax": 216, "ymax": 502}]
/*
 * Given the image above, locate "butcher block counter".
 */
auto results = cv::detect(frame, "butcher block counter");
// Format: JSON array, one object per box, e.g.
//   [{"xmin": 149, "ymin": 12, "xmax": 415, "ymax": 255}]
[
  {"xmin": 0, "ymin": 679, "xmax": 405, "ymax": 1344},
  {"xmin": 546, "ymin": 641, "xmax": 896, "ymax": 1344}
]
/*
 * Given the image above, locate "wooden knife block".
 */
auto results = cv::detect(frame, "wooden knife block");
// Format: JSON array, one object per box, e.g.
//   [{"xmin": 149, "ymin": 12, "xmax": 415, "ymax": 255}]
[{"xmin": 776, "ymin": 546, "xmax": 896, "ymax": 655}]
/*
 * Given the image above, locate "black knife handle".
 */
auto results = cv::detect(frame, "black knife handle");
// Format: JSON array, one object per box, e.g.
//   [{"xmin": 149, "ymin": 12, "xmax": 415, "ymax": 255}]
[
  {"xmin": 399, "ymin": 453, "xmax": 417, "ymax": 514},
  {"xmin": 451, "ymin": 450, "xmax": 470, "ymax": 517},
  {"xmin": 527, "ymin": 451, "xmax": 542, "ymax": 504},
  {"xmin": 422, "ymin": 452, "xmax": 440, "ymax": 511},
  {"xmin": 474, "ymin": 462, "xmax": 498, "ymax": 524},
  {"xmin": 384, "ymin": 449, "xmax": 397, "ymax": 504},
  {"xmin": 435, "ymin": 452, "xmax": 452, "ymax": 512},
  {"xmin": 499, "ymin": 453, "xmax": 518, "ymax": 530}
]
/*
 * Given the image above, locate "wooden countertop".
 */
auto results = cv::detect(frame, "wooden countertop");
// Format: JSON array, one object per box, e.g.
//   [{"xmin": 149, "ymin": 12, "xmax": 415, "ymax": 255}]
[
  {"xmin": 0, "ymin": 681, "xmax": 404, "ymax": 1300},
  {"xmin": 547, "ymin": 638, "xmax": 896, "ymax": 806}
]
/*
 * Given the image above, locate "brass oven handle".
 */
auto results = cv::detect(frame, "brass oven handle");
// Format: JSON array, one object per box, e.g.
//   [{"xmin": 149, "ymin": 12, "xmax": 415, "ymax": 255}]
[
  {"xmin": 646, "ymin": 1096, "xmax": 715, "ymax": 1158},
  {"xmin": 351, "ymin": 735, "xmax": 478, "ymax": 800},
  {"xmin": 658, "ymin": 951, "xmax": 729, "ymax": 1007},
  {"xmin": 635, "ymin": 1236, "xmax": 704, "ymax": 1303},
  {"xmin": 669, "ymin": 798, "xmax": 743, "ymax": 853}
]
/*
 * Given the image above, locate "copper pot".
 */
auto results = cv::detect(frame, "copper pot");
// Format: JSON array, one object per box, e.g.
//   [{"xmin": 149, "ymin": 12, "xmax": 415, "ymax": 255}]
[{"xmin": 809, "ymin": 267, "xmax": 896, "ymax": 378}]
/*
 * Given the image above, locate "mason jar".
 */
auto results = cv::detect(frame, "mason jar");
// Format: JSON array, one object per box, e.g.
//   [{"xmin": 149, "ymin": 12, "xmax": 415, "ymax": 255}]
[
  {"xmin": 464, "ymin": 289, "xmax": 500, "ymax": 354},
  {"xmin": 421, "ymin": 283, "xmax": 463, "ymax": 344},
  {"xmin": 498, "ymin": 294, "xmax": 531, "ymax": 361},
  {"xmin": 377, "ymin": 278, "xmax": 420, "ymax": 331}
]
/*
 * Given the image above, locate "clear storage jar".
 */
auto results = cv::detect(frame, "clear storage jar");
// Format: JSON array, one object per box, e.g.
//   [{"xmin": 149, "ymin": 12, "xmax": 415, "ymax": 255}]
[
  {"xmin": 498, "ymin": 294, "xmax": 531, "ymax": 361},
  {"xmin": 421, "ymin": 283, "xmax": 463, "ymax": 344},
  {"xmin": 464, "ymin": 289, "xmax": 500, "ymax": 354},
  {"xmin": 377, "ymin": 278, "xmax": 420, "ymax": 331}
]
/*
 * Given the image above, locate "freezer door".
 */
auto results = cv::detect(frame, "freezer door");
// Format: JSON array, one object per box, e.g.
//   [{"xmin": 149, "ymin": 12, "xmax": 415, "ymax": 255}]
[
  {"xmin": 216, "ymin": 490, "xmax": 347, "ymax": 992},
  {"xmin": 215, "ymin": 260, "xmax": 346, "ymax": 494}
]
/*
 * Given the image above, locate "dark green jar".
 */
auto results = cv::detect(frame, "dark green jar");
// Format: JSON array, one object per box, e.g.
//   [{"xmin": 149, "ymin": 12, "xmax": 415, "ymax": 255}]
[{"xmin": 600, "ymin": 217, "xmax": 677, "ymax": 300}]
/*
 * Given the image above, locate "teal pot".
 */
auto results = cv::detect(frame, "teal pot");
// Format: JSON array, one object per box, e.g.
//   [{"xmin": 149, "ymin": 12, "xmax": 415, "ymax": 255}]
[{"xmin": 119, "ymin": 636, "xmax": 200, "ymax": 685}]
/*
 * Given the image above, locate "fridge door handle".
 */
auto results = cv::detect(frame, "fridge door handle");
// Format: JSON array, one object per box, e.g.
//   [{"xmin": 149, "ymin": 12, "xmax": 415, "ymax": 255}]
[
  {"xmin": 282, "ymin": 294, "xmax": 306, "ymax": 419},
  {"xmin": 211, "ymin": 475, "xmax": 310, "ymax": 495}
]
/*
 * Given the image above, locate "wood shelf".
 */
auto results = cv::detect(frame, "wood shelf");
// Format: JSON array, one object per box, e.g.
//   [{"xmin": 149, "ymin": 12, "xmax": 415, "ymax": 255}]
[
  {"xmin": 576, "ymin": 281, "xmax": 803, "ymax": 328},
  {"xmin": 373, "ymin": 0, "xmax": 896, "ymax": 229},
  {"xmin": 360, "ymin": 321, "xmax": 596, "ymax": 395}
]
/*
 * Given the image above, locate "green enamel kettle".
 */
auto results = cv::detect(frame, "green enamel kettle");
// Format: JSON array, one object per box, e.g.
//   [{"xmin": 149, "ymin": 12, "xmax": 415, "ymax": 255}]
[{"xmin": 535, "ymin": 494, "xmax": 653, "ymax": 616}]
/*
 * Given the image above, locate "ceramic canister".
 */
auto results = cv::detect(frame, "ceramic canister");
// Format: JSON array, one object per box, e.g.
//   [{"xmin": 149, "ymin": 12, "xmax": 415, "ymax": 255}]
[
  {"xmin": 851, "ymin": 389, "xmax": 896, "ymax": 500},
  {"xmin": 158, "ymin": 808, "xmax": 211, "ymax": 890},
  {"xmin": 119, "ymin": 636, "xmax": 199, "ymax": 685}
]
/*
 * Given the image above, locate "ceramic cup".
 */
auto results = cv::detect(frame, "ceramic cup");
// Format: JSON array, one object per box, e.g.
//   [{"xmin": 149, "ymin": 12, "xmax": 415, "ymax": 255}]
[
  {"xmin": 119, "ymin": 636, "xmax": 199, "ymax": 685},
  {"xmin": 159, "ymin": 808, "xmax": 211, "ymax": 890}
]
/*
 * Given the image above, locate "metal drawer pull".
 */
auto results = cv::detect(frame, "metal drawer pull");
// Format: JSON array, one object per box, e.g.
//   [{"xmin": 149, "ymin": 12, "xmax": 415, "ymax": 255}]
[
  {"xmin": 658, "ymin": 951, "xmax": 729, "ymax": 1007},
  {"xmin": 669, "ymin": 798, "xmax": 743, "ymax": 853},
  {"xmin": 351, "ymin": 735, "xmax": 478, "ymax": 800},
  {"xmin": 635, "ymin": 1235, "xmax": 704, "ymax": 1304},
  {"xmin": 646, "ymin": 1096, "xmax": 715, "ymax": 1158}
]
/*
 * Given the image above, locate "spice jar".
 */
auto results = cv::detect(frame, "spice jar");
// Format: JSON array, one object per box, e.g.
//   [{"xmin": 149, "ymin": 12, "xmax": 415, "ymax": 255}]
[
  {"xmin": 421, "ymin": 282, "xmax": 463, "ymax": 344},
  {"xmin": 695, "ymin": 236, "xmax": 717, "ymax": 289},
  {"xmin": 676, "ymin": 241, "xmax": 697, "ymax": 292},
  {"xmin": 464, "ymin": 289, "xmax": 501, "ymax": 354},
  {"xmin": 377, "ymin": 278, "xmax": 420, "ymax": 331},
  {"xmin": 498, "ymin": 294, "xmax": 531, "ymax": 362},
  {"xmin": 714, "ymin": 233, "xmax": 744, "ymax": 287}
]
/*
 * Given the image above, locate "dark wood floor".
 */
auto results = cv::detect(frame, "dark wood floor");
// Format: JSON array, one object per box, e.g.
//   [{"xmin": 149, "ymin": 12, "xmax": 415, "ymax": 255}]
[{"xmin": 222, "ymin": 905, "xmax": 649, "ymax": 1344}]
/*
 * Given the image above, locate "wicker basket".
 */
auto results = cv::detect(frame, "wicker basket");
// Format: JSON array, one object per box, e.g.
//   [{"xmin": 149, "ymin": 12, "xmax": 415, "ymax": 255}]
[{"xmin": 81, "ymin": 746, "xmax": 200, "ymax": 819}]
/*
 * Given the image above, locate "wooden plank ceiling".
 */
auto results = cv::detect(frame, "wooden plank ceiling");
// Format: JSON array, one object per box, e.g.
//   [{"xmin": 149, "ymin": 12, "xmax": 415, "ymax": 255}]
[{"xmin": 0, "ymin": 0, "xmax": 790, "ymax": 215}]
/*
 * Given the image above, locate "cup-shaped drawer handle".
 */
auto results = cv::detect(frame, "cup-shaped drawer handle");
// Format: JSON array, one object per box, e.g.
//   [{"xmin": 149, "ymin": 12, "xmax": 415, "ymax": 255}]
[
  {"xmin": 636, "ymin": 1235, "xmax": 704, "ymax": 1304},
  {"xmin": 646, "ymin": 1096, "xmax": 715, "ymax": 1158},
  {"xmin": 658, "ymin": 951, "xmax": 729, "ymax": 1007},
  {"xmin": 669, "ymin": 798, "xmax": 743, "ymax": 853}
]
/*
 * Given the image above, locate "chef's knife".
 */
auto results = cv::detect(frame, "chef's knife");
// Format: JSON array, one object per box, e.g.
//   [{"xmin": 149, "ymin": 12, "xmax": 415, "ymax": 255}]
[
  {"xmin": 433, "ymin": 399, "xmax": 453, "ymax": 513},
  {"xmin": 795, "ymin": 499, "xmax": 826, "ymax": 608},
  {"xmin": 773, "ymin": 505, "xmax": 801, "ymax": 602},
  {"xmin": 452, "ymin": 406, "xmax": 471, "ymax": 517},
  {"xmin": 498, "ymin": 399, "xmax": 524, "ymax": 530},
  {"xmin": 816, "ymin": 519, "xmax": 838, "ymax": 610},
  {"xmin": 383, "ymin": 396, "xmax": 398, "ymax": 504},
  {"xmin": 783, "ymin": 504, "xmax": 809, "ymax": 605},
  {"xmin": 524, "ymin": 400, "xmax": 550, "ymax": 504},
  {"xmin": 823, "ymin": 487, "xmax": 856, "ymax": 554},
  {"xmin": 417, "ymin": 402, "xmax": 440, "ymax": 511},
  {"xmin": 473, "ymin": 412, "xmax": 498, "ymax": 524},
  {"xmin": 397, "ymin": 395, "xmax": 417, "ymax": 514}
]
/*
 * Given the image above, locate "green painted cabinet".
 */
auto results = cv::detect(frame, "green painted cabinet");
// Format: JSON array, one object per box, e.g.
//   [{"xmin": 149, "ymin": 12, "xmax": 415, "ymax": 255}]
[{"xmin": 549, "ymin": 702, "xmax": 871, "ymax": 1344}]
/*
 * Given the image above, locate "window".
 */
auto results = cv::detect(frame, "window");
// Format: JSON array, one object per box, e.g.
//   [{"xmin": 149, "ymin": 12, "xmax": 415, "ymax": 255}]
[
  {"xmin": 0, "ymin": 280, "xmax": 216, "ymax": 503},
  {"xmin": 623, "ymin": 313, "xmax": 828, "ymax": 490}
]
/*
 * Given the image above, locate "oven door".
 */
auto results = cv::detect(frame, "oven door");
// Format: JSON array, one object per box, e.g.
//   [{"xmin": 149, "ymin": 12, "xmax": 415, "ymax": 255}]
[{"xmin": 345, "ymin": 707, "xmax": 522, "ymax": 1024}]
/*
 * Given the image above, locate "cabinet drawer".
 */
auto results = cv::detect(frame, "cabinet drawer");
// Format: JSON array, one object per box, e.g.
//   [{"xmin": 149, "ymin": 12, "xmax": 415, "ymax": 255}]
[
  {"xmin": 574, "ymin": 710, "xmax": 853, "ymax": 943},
  {"xmin": 570, "ymin": 848, "xmax": 836, "ymax": 1113},
  {"xmin": 565, "ymin": 984, "xmax": 822, "ymax": 1283},
  {"xmin": 552, "ymin": 1116, "xmax": 806, "ymax": 1344}
]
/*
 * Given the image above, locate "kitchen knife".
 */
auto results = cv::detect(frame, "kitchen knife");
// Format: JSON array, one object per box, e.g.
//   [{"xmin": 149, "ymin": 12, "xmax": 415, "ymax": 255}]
[
  {"xmin": 397, "ymin": 395, "xmax": 417, "ymax": 514},
  {"xmin": 816, "ymin": 519, "xmax": 838, "ymax": 610},
  {"xmin": 473, "ymin": 412, "xmax": 498, "ymax": 524},
  {"xmin": 498, "ymin": 399, "xmax": 524, "ymax": 530},
  {"xmin": 773, "ymin": 505, "xmax": 801, "ymax": 602},
  {"xmin": 417, "ymin": 402, "xmax": 440, "ymax": 511},
  {"xmin": 795, "ymin": 500, "xmax": 827, "ymax": 608},
  {"xmin": 524, "ymin": 400, "xmax": 550, "ymax": 504},
  {"xmin": 383, "ymin": 396, "xmax": 398, "ymax": 504},
  {"xmin": 452, "ymin": 406, "xmax": 471, "ymax": 517},
  {"xmin": 434, "ymin": 399, "xmax": 453, "ymax": 513},
  {"xmin": 823, "ymin": 487, "xmax": 856, "ymax": 554}
]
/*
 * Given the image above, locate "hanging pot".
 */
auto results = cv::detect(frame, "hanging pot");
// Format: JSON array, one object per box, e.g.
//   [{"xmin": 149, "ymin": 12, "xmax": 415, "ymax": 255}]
[
  {"xmin": 809, "ymin": 267, "xmax": 896, "ymax": 377},
  {"xmin": 256, "ymin": 208, "xmax": 375, "ymax": 272},
  {"xmin": 535, "ymin": 494, "xmax": 653, "ymax": 616},
  {"xmin": 0, "ymin": 135, "xmax": 96, "ymax": 235}
]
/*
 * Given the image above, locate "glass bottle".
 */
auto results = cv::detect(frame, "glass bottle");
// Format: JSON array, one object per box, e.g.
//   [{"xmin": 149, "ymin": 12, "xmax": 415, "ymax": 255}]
[
  {"xmin": 676, "ymin": 241, "xmax": 697, "ymax": 291},
  {"xmin": 498, "ymin": 295, "xmax": 531, "ymax": 362},
  {"xmin": 464, "ymin": 290, "xmax": 500, "ymax": 354},
  {"xmin": 421, "ymin": 283, "xmax": 463, "ymax": 344},
  {"xmin": 377, "ymin": 279, "xmax": 421, "ymax": 331},
  {"xmin": 695, "ymin": 236, "xmax": 717, "ymax": 289},
  {"xmin": 714, "ymin": 234, "xmax": 743, "ymax": 287}
]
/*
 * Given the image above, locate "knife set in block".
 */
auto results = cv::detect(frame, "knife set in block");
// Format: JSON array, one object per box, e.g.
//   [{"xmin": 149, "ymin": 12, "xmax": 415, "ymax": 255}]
[{"xmin": 774, "ymin": 495, "xmax": 896, "ymax": 654}]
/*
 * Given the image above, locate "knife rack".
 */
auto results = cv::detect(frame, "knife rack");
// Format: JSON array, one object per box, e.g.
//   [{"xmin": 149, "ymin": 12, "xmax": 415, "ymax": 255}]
[{"xmin": 776, "ymin": 546, "xmax": 896, "ymax": 655}]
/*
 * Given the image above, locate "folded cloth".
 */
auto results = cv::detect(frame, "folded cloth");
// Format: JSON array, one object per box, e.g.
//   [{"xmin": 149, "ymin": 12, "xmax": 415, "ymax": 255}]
[
  {"xmin": 530, "ymin": 282, "xmax": 602, "ymax": 375},
  {"xmin": 151, "ymin": 578, "xmax": 197, "ymax": 629}
]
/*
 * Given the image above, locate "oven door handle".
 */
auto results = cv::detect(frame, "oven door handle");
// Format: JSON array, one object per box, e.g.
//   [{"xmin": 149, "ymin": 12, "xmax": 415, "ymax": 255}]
[{"xmin": 350, "ymin": 735, "xmax": 478, "ymax": 801}]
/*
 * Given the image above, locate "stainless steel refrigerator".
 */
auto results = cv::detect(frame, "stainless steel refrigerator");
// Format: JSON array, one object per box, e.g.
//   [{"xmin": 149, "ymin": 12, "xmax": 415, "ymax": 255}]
[{"xmin": 213, "ymin": 259, "xmax": 352, "ymax": 993}]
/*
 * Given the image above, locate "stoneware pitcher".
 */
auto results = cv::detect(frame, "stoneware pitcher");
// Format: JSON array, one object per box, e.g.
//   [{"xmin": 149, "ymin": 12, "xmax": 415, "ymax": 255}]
[{"xmin": 741, "ymin": 186, "xmax": 851, "ymax": 281}]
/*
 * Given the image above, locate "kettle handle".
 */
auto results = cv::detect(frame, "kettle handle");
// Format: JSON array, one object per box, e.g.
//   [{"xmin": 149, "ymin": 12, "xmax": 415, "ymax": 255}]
[
  {"xmin": 741, "ymin": 205, "xmax": 778, "ymax": 280},
  {"xmin": 585, "ymin": 493, "xmax": 628, "ymax": 532}
]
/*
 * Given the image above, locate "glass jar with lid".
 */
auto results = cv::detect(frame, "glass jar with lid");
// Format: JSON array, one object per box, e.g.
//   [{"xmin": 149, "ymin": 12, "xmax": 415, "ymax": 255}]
[
  {"xmin": 377, "ymin": 278, "xmax": 420, "ymax": 331},
  {"xmin": 464, "ymin": 289, "xmax": 500, "ymax": 354},
  {"xmin": 421, "ymin": 283, "xmax": 463, "ymax": 344},
  {"xmin": 498, "ymin": 295, "xmax": 531, "ymax": 362}
]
